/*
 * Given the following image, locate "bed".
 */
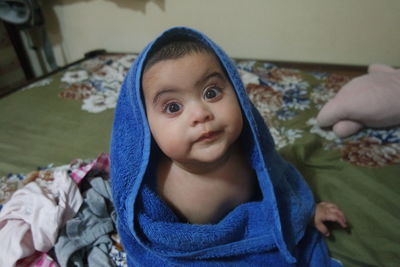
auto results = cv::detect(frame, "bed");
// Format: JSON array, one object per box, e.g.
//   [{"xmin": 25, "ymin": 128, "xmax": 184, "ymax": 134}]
[{"xmin": 0, "ymin": 52, "xmax": 399, "ymax": 267}]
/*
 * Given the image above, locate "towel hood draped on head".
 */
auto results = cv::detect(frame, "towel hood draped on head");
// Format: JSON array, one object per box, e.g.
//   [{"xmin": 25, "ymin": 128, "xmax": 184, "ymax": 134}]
[{"xmin": 110, "ymin": 27, "xmax": 340, "ymax": 266}]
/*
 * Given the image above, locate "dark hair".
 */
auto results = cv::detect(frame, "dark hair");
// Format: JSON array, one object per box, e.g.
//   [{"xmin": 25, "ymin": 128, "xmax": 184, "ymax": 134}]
[{"xmin": 143, "ymin": 37, "xmax": 214, "ymax": 73}]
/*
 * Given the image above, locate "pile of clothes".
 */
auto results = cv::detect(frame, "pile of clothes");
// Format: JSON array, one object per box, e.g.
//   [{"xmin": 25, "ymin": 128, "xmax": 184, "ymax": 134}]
[{"xmin": 0, "ymin": 153, "xmax": 126, "ymax": 267}]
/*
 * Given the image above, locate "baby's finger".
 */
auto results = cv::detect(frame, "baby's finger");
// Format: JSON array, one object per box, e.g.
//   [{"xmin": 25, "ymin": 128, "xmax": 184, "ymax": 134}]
[
  {"xmin": 324, "ymin": 211, "xmax": 348, "ymax": 228},
  {"xmin": 315, "ymin": 222, "xmax": 330, "ymax": 237},
  {"xmin": 320, "ymin": 202, "xmax": 337, "ymax": 209},
  {"xmin": 329, "ymin": 208, "xmax": 348, "ymax": 228},
  {"xmin": 336, "ymin": 213, "xmax": 347, "ymax": 228}
]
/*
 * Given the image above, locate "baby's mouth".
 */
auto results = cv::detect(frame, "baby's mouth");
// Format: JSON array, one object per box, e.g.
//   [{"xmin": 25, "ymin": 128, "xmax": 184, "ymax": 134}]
[{"xmin": 196, "ymin": 131, "xmax": 222, "ymax": 142}]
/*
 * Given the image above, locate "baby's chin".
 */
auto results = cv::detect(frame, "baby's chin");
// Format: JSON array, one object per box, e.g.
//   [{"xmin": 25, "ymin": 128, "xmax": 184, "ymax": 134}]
[{"xmin": 175, "ymin": 150, "xmax": 234, "ymax": 172}]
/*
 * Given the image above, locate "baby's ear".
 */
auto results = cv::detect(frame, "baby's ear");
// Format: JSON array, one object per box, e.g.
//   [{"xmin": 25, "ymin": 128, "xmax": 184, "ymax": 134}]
[{"xmin": 368, "ymin": 63, "xmax": 397, "ymax": 74}]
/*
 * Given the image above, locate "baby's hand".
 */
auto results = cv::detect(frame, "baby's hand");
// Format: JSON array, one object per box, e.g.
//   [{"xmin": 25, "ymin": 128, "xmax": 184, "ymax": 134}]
[{"xmin": 313, "ymin": 202, "xmax": 348, "ymax": 237}]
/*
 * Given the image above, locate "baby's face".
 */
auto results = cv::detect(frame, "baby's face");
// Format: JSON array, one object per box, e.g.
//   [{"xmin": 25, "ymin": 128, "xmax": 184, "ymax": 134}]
[{"xmin": 142, "ymin": 52, "xmax": 243, "ymax": 169}]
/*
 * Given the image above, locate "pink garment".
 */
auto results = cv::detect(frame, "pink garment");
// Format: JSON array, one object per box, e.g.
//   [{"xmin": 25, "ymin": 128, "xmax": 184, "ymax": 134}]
[
  {"xmin": 0, "ymin": 170, "xmax": 83, "ymax": 267},
  {"xmin": 70, "ymin": 153, "xmax": 110, "ymax": 184},
  {"xmin": 17, "ymin": 252, "xmax": 59, "ymax": 267}
]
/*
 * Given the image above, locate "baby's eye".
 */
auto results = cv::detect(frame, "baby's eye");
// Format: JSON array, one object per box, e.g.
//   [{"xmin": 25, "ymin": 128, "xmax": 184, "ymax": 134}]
[
  {"xmin": 164, "ymin": 102, "xmax": 182, "ymax": 114},
  {"xmin": 203, "ymin": 86, "xmax": 222, "ymax": 100}
]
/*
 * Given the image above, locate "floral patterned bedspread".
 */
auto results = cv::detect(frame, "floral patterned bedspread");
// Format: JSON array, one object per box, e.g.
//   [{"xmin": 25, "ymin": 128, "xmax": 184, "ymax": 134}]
[
  {"xmin": 50, "ymin": 54, "xmax": 400, "ymax": 167},
  {"xmin": 1, "ymin": 54, "xmax": 399, "ymax": 267},
  {"xmin": 235, "ymin": 60, "xmax": 400, "ymax": 168}
]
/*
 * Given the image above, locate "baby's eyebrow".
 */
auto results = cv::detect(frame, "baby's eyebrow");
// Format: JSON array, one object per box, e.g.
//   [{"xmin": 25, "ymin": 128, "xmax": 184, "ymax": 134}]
[
  {"xmin": 151, "ymin": 71, "xmax": 225, "ymax": 104},
  {"xmin": 195, "ymin": 71, "xmax": 225, "ymax": 87},
  {"xmin": 152, "ymin": 88, "xmax": 179, "ymax": 105}
]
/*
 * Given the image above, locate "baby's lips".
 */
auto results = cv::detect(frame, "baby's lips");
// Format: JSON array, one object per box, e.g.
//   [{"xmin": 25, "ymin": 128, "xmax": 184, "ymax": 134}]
[{"xmin": 196, "ymin": 130, "xmax": 222, "ymax": 142}]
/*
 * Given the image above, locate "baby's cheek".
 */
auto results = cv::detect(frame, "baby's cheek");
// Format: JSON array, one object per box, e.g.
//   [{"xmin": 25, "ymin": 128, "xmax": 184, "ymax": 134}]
[
  {"xmin": 154, "ymin": 128, "xmax": 185, "ymax": 157},
  {"xmin": 161, "ymin": 143, "xmax": 188, "ymax": 162},
  {"xmin": 226, "ymin": 109, "xmax": 243, "ymax": 137}
]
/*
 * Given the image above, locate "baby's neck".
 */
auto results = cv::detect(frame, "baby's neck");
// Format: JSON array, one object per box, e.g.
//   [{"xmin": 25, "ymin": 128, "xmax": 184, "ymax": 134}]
[
  {"xmin": 172, "ymin": 146, "xmax": 235, "ymax": 175},
  {"xmin": 156, "ymin": 145, "xmax": 257, "ymax": 224}
]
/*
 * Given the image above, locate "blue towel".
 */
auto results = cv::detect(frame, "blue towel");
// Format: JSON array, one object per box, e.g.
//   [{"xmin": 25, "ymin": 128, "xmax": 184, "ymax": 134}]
[{"xmin": 110, "ymin": 27, "xmax": 342, "ymax": 266}]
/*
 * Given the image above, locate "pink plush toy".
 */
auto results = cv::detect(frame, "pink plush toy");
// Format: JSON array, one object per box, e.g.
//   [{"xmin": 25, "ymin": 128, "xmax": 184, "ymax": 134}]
[{"xmin": 317, "ymin": 64, "xmax": 400, "ymax": 138}]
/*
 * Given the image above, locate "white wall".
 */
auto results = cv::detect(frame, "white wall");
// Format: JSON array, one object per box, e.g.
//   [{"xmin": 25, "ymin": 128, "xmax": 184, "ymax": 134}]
[{"xmin": 45, "ymin": 0, "xmax": 400, "ymax": 67}]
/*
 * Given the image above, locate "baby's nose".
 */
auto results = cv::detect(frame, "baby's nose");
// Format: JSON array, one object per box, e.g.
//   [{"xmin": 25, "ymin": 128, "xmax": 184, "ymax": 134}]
[{"xmin": 190, "ymin": 103, "xmax": 214, "ymax": 126}]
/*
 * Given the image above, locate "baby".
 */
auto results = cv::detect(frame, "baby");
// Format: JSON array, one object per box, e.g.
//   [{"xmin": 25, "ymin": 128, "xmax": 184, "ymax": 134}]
[
  {"xmin": 111, "ymin": 27, "xmax": 347, "ymax": 265},
  {"xmin": 142, "ymin": 40, "xmax": 257, "ymax": 225},
  {"xmin": 142, "ymin": 39, "xmax": 346, "ymax": 232}
]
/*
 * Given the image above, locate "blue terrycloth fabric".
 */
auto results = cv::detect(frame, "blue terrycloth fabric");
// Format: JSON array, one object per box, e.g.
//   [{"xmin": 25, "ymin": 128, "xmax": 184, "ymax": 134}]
[{"xmin": 110, "ymin": 27, "xmax": 342, "ymax": 266}]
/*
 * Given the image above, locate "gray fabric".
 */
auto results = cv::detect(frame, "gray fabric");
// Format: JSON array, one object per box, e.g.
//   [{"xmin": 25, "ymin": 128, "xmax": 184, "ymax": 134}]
[{"xmin": 54, "ymin": 177, "xmax": 116, "ymax": 267}]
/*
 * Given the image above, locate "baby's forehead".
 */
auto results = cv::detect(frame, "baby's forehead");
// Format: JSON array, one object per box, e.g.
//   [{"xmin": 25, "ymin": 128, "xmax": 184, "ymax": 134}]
[
  {"xmin": 144, "ymin": 51, "xmax": 220, "ymax": 75},
  {"xmin": 143, "ymin": 38, "xmax": 217, "ymax": 71},
  {"xmin": 141, "ymin": 51, "xmax": 226, "ymax": 85}
]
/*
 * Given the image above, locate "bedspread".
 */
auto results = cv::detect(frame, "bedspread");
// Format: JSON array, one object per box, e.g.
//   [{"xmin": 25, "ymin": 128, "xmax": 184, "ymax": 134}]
[{"xmin": 0, "ymin": 54, "xmax": 399, "ymax": 267}]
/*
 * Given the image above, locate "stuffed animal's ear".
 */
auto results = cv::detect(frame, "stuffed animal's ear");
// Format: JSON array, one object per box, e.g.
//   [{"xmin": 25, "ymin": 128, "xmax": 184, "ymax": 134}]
[{"xmin": 368, "ymin": 64, "xmax": 397, "ymax": 74}]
